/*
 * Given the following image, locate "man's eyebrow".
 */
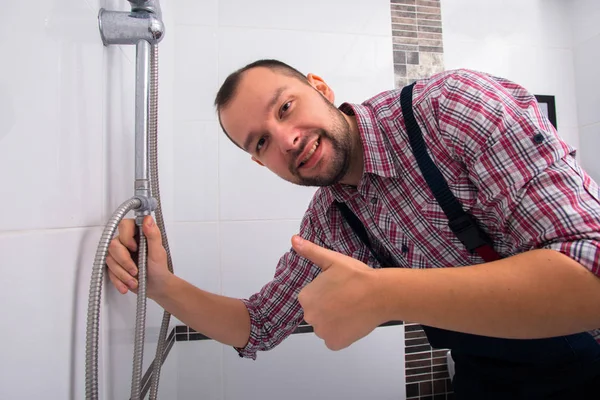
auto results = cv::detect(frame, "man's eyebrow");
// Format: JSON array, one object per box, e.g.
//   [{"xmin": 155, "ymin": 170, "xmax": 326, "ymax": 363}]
[{"xmin": 242, "ymin": 86, "xmax": 288, "ymax": 152}]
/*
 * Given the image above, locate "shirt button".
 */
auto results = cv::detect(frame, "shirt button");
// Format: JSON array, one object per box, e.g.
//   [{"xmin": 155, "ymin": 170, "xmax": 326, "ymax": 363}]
[
  {"xmin": 401, "ymin": 244, "xmax": 409, "ymax": 254},
  {"xmin": 370, "ymin": 197, "xmax": 377, "ymax": 204},
  {"xmin": 533, "ymin": 133, "xmax": 544, "ymax": 144}
]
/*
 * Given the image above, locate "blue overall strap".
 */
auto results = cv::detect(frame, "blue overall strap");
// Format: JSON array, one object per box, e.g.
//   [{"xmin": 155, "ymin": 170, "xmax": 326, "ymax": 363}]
[{"xmin": 399, "ymin": 83, "xmax": 501, "ymax": 263}]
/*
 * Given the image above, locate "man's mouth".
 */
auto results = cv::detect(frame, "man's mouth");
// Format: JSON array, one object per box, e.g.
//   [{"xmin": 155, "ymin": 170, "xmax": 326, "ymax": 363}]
[{"xmin": 298, "ymin": 138, "xmax": 320, "ymax": 169}]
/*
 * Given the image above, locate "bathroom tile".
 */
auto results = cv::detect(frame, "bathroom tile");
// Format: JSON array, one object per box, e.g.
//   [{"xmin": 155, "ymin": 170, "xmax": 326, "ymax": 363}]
[
  {"xmin": 0, "ymin": 227, "xmax": 103, "ymax": 399},
  {"xmin": 573, "ymin": 34, "xmax": 600, "ymax": 128},
  {"xmin": 222, "ymin": 324, "xmax": 405, "ymax": 400},
  {"xmin": 166, "ymin": 222, "xmax": 220, "ymax": 295},
  {"xmin": 442, "ymin": 40, "xmax": 579, "ymax": 131},
  {"xmin": 0, "ymin": 1, "xmax": 104, "ymax": 231},
  {"xmin": 176, "ymin": 341, "xmax": 224, "ymax": 400},
  {"xmin": 173, "ymin": 0, "xmax": 218, "ymax": 27},
  {"xmin": 579, "ymin": 123, "xmax": 600, "ymax": 184},
  {"xmin": 440, "ymin": 0, "xmax": 572, "ymax": 49},
  {"xmin": 570, "ymin": 0, "xmax": 600, "ymax": 45},
  {"xmin": 219, "ymin": 0, "xmax": 392, "ymax": 36},
  {"xmin": 218, "ymin": 27, "xmax": 394, "ymax": 105},
  {"xmin": 220, "ymin": 220, "xmax": 301, "ymax": 299},
  {"xmin": 173, "ymin": 121, "xmax": 219, "ymax": 222},
  {"xmin": 217, "ymin": 27, "xmax": 393, "ymax": 221},
  {"xmin": 174, "ymin": 26, "xmax": 219, "ymax": 122}
]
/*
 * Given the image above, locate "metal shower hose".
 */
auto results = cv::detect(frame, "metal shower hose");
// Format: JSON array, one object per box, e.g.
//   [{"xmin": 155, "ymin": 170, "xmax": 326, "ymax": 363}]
[{"xmin": 85, "ymin": 43, "xmax": 174, "ymax": 400}]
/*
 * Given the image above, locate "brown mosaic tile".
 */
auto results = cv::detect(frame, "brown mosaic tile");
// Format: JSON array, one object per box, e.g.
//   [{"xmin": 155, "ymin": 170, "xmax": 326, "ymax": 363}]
[
  {"xmin": 417, "ymin": 5, "xmax": 441, "ymax": 15},
  {"xmin": 392, "ymin": 16, "xmax": 417, "ymax": 25},
  {"xmin": 418, "ymin": 38, "xmax": 443, "ymax": 47},
  {"xmin": 393, "ymin": 30, "xmax": 419, "ymax": 38},
  {"xmin": 417, "ymin": 0, "xmax": 440, "ymax": 6},
  {"xmin": 394, "ymin": 44, "xmax": 419, "ymax": 53},
  {"xmin": 394, "ymin": 51, "xmax": 407, "ymax": 64},
  {"xmin": 407, "ymin": 382, "xmax": 420, "ymax": 398},
  {"xmin": 418, "ymin": 25, "xmax": 442, "ymax": 33},
  {"xmin": 406, "ymin": 351, "xmax": 432, "ymax": 361},
  {"xmin": 418, "ymin": 31, "xmax": 443, "ymax": 40},
  {"xmin": 432, "ymin": 349, "xmax": 448, "ymax": 358},
  {"xmin": 406, "ymin": 330, "xmax": 427, "ymax": 339},
  {"xmin": 393, "ymin": 36, "xmax": 420, "ymax": 45},
  {"xmin": 407, "ymin": 373, "xmax": 433, "ymax": 383},
  {"xmin": 420, "ymin": 381, "xmax": 433, "ymax": 396},
  {"xmin": 406, "ymin": 359, "xmax": 432, "ymax": 368},
  {"xmin": 407, "ymin": 51, "xmax": 420, "ymax": 64},
  {"xmin": 406, "ymin": 344, "xmax": 432, "ymax": 353},
  {"xmin": 392, "ymin": 4, "xmax": 417, "ymax": 12},
  {"xmin": 419, "ymin": 46, "xmax": 444, "ymax": 53},
  {"xmin": 433, "ymin": 379, "xmax": 446, "ymax": 394},
  {"xmin": 406, "ymin": 337, "xmax": 430, "ymax": 347},
  {"xmin": 407, "ymin": 366, "xmax": 434, "ymax": 376},
  {"xmin": 433, "ymin": 371, "xmax": 450, "ymax": 380},
  {"xmin": 393, "ymin": 23, "xmax": 418, "ymax": 31},
  {"xmin": 432, "ymin": 357, "xmax": 446, "ymax": 365},
  {"xmin": 416, "ymin": 13, "xmax": 442, "ymax": 20},
  {"xmin": 433, "ymin": 365, "xmax": 448, "ymax": 373},
  {"xmin": 392, "ymin": 10, "xmax": 417, "ymax": 19},
  {"xmin": 394, "ymin": 64, "xmax": 407, "ymax": 76},
  {"xmin": 417, "ymin": 18, "xmax": 442, "ymax": 27}
]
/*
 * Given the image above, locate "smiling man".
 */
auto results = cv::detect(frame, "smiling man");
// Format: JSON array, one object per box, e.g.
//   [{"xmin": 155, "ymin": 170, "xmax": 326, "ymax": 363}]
[{"xmin": 107, "ymin": 59, "xmax": 600, "ymax": 399}]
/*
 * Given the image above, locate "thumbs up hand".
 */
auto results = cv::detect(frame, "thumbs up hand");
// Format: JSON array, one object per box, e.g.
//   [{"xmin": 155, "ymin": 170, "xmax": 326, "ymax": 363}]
[{"xmin": 292, "ymin": 235, "xmax": 388, "ymax": 351}]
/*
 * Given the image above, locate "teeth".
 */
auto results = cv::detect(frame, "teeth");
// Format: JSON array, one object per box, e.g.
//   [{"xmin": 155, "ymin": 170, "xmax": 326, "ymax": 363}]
[{"xmin": 301, "ymin": 140, "xmax": 319, "ymax": 164}]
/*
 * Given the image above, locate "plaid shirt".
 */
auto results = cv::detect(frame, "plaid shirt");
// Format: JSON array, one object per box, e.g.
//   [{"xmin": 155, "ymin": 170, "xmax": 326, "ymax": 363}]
[{"xmin": 237, "ymin": 69, "xmax": 600, "ymax": 359}]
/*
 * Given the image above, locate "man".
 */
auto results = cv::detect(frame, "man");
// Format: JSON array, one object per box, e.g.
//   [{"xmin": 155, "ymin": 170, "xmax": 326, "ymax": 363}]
[{"xmin": 107, "ymin": 59, "xmax": 600, "ymax": 398}]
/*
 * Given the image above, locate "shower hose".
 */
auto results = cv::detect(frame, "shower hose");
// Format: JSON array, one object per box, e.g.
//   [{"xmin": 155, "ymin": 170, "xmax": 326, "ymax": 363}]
[{"xmin": 85, "ymin": 43, "xmax": 173, "ymax": 400}]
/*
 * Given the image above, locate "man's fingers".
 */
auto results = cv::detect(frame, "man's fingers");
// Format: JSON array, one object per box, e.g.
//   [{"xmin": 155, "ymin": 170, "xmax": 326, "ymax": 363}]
[
  {"xmin": 117, "ymin": 219, "xmax": 138, "ymax": 252},
  {"xmin": 291, "ymin": 235, "xmax": 340, "ymax": 271}
]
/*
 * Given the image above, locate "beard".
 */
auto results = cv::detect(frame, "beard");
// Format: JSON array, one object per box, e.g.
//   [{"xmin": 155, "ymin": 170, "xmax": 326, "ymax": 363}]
[{"xmin": 288, "ymin": 105, "xmax": 353, "ymax": 187}]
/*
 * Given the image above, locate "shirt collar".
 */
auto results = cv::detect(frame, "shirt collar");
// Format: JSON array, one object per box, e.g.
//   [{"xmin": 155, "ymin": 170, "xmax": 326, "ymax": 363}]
[{"xmin": 319, "ymin": 101, "xmax": 399, "ymax": 204}]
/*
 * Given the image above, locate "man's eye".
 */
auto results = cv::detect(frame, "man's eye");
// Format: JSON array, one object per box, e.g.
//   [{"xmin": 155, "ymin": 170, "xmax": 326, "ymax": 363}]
[
  {"xmin": 256, "ymin": 137, "xmax": 266, "ymax": 152},
  {"xmin": 280, "ymin": 102, "xmax": 291, "ymax": 117}
]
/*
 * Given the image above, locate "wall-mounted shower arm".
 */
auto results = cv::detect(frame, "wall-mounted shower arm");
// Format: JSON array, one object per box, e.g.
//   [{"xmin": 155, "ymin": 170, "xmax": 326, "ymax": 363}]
[{"xmin": 98, "ymin": 1, "xmax": 164, "ymax": 46}]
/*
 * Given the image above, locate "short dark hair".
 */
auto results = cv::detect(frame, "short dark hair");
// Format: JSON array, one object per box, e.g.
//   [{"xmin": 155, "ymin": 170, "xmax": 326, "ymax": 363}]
[{"xmin": 214, "ymin": 59, "xmax": 309, "ymax": 150}]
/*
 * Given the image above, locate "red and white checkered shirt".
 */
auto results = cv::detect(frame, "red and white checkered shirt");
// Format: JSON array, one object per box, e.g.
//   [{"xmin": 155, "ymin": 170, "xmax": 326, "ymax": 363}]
[{"xmin": 237, "ymin": 69, "xmax": 600, "ymax": 359}]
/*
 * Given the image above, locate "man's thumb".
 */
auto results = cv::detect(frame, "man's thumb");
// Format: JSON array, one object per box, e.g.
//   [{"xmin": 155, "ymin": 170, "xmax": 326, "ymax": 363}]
[{"xmin": 291, "ymin": 235, "xmax": 335, "ymax": 271}]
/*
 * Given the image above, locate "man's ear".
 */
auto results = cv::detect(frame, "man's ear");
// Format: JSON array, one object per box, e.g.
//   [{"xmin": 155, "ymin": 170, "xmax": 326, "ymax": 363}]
[
  {"xmin": 251, "ymin": 156, "xmax": 264, "ymax": 166},
  {"xmin": 307, "ymin": 73, "xmax": 335, "ymax": 104}
]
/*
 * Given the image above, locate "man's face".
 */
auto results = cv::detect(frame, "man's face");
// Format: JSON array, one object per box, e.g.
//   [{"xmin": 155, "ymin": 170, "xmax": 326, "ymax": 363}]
[{"xmin": 220, "ymin": 67, "xmax": 353, "ymax": 187}]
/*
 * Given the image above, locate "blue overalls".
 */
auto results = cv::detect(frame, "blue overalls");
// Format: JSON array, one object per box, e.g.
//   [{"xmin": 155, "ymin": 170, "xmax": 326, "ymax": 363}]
[
  {"xmin": 335, "ymin": 82, "xmax": 600, "ymax": 398},
  {"xmin": 423, "ymin": 326, "xmax": 600, "ymax": 399}
]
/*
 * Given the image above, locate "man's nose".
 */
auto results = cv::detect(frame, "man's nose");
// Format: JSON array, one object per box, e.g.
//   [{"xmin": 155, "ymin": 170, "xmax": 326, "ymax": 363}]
[{"xmin": 274, "ymin": 127, "xmax": 301, "ymax": 154}]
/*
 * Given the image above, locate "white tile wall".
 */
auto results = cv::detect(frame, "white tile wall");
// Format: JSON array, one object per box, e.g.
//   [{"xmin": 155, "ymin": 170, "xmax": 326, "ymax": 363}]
[
  {"xmin": 3, "ymin": 0, "xmax": 397, "ymax": 398},
  {"xmin": 441, "ymin": 0, "xmax": 581, "ymax": 150},
  {"xmin": 173, "ymin": 326, "xmax": 405, "ymax": 400},
  {"xmin": 569, "ymin": 0, "xmax": 600, "ymax": 45},
  {"xmin": 579, "ymin": 123, "xmax": 600, "ymax": 184},
  {"xmin": 572, "ymin": 34, "xmax": 600, "ymax": 128},
  {"xmin": 0, "ymin": 227, "xmax": 103, "ymax": 399},
  {"xmin": 570, "ymin": 0, "xmax": 600, "ymax": 180},
  {"xmin": 218, "ymin": 0, "xmax": 392, "ymax": 36},
  {"xmin": 220, "ymin": 220, "xmax": 301, "ymax": 298},
  {"xmin": 441, "ymin": 0, "xmax": 572, "ymax": 48},
  {"xmin": 222, "ymin": 325, "xmax": 405, "ymax": 400},
  {"xmin": 0, "ymin": 0, "xmax": 104, "ymax": 232}
]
